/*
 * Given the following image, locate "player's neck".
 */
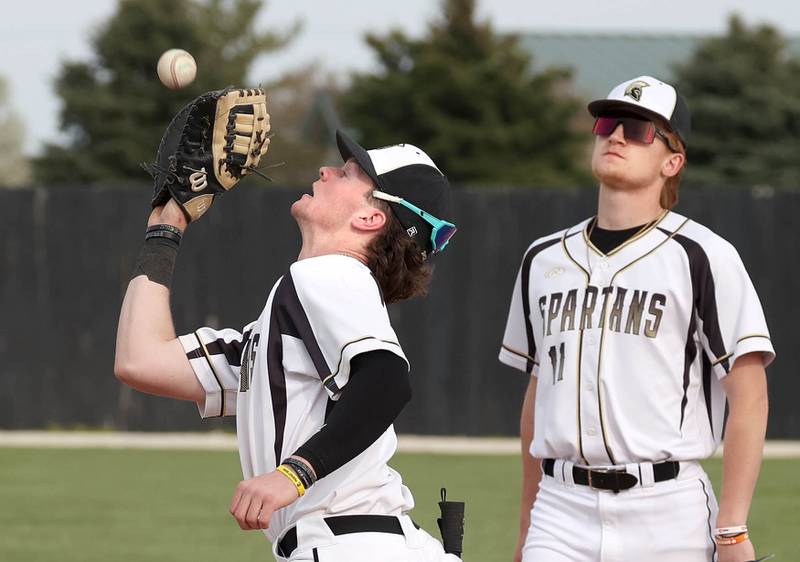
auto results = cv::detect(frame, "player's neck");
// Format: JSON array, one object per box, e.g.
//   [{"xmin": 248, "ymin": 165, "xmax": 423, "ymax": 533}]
[
  {"xmin": 596, "ymin": 183, "xmax": 665, "ymax": 230},
  {"xmin": 297, "ymin": 232, "xmax": 369, "ymax": 264}
]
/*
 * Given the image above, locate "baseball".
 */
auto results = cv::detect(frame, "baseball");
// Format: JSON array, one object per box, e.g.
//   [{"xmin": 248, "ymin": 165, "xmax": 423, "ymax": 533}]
[{"xmin": 157, "ymin": 49, "xmax": 197, "ymax": 90}]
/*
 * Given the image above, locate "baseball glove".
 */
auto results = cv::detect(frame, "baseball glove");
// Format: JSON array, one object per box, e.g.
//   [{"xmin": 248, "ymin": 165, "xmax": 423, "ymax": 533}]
[{"xmin": 146, "ymin": 87, "xmax": 271, "ymax": 221}]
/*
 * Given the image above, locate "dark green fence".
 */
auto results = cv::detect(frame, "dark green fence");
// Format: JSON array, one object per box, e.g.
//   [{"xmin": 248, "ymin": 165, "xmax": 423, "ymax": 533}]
[{"xmin": 1, "ymin": 185, "xmax": 797, "ymax": 437}]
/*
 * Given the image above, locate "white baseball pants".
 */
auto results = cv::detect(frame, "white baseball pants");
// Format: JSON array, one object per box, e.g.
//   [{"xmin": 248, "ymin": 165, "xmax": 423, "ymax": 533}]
[
  {"xmin": 522, "ymin": 460, "xmax": 719, "ymax": 562},
  {"xmin": 274, "ymin": 514, "xmax": 461, "ymax": 562}
]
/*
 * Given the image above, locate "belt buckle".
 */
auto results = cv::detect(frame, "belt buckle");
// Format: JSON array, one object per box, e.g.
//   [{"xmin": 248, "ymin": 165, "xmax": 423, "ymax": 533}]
[
  {"xmin": 587, "ymin": 467, "xmax": 636, "ymax": 493},
  {"xmin": 586, "ymin": 467, "xmax": 611, "ymax": 490}
]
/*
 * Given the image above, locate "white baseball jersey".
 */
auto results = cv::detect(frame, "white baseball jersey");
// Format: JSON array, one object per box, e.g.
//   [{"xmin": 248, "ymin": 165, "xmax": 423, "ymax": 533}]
[
  {"xmin": 179, "ymin": 254, "xmax": 414, "ymax": 542},
  {"xmin": 499, "ymin": 211, "xmax": 775, "ymax": 466}
]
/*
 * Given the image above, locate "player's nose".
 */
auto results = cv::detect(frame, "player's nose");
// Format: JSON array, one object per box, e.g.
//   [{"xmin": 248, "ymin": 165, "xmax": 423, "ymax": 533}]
[
  {"xmin": 319, "ymin": 166, "xmax": 343, "ymax": 181},
  {"xmin": 608, "ymin": 123, "xmax": 626, "ymax": 144}
]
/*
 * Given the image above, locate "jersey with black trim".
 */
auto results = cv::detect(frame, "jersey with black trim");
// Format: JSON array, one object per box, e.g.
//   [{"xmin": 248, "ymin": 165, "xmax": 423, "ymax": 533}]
[
  {"xmin": 499, "ymin": 211, "xmax": 775, "ymax": 466},
  {"xmin": 179, "ymin": 255, "xmax": 413, "ymax": 542}
]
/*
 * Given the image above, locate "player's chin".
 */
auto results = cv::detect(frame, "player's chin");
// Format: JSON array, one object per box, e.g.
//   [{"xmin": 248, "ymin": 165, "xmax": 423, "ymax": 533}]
[{"xmin": 592, "ymin": 165, "xmax": 634, "ymax": 189}]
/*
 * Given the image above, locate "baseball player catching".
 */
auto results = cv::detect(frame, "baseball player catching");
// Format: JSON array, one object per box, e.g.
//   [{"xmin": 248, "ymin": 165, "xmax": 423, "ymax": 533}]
[
  {"xmin": 499, "ymin": 76, "xmax": 774, "ymax": 562},
  {"xmin": 114, "ymin": 88, "xmax": 461, "ymax": 561}
]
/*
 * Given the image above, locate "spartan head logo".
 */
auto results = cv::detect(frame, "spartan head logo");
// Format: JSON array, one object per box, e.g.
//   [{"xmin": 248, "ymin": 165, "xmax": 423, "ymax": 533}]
[{"xmin": 624, "ymin": 80, "xmax": 650, "ymax": 102}]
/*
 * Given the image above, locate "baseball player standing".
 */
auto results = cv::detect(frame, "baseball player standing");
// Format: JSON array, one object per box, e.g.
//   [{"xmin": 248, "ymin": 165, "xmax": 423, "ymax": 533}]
[
  {"xmin": 499, "ymin": 76, "xmax": 774, "ymax": 562},
  {"xmin": 114, "ymin": 129, "xmax": 461, "ymax": 561}
]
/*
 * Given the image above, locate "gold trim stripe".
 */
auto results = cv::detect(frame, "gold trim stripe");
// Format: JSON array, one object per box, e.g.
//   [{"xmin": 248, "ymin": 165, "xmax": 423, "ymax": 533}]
[
  {"xmin": 501, "ymin": 344, "xmax": 537, "ymax": 363},
  {"xmin": 711, "ymin": 352, "xmax": 733, "ymax": 367},
  {"xmin": 592, "ymin": 215, "xmax": 690, "ymax": 465},
  {"xmin": 562, "ymin": 228, "xmax": 590, "ymax": 277},
  {"xmin": 583, "ymin": 209, "xmax": 670, "ymax": 257},
  {"xmin": 737, "ymin": 334, "xmax": 771, "ymax": 343},
  {"xmin": 711, "ymin": 335, "xmax": 772, "ymax": 366},
  {"xmin": 322, "ymin": 337, "xmax": 402, "ymax": 387},
  {"xmin": 561, "ymin": 227, "xmax": 590, "ymax": 465}
]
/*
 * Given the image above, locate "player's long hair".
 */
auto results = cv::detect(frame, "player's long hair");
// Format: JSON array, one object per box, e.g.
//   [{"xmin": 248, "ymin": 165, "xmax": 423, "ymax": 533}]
[
  {"xmin": 366, "ymin": 199, "xmax": 434, "ymax": 304},
  {"xmin": 660, "ymin": 127, "xmax": 686, "ymax": 210}
]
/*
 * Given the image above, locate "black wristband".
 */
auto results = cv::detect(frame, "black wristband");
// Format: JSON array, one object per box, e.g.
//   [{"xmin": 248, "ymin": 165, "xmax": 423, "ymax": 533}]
[
  {"xmin": 133, "ymin": 237, "xmax": 179, "ymax": 288},
  {"xmin": 146, "ymin": 224, "xmax": 183, "ymax": 245},
  {"xmin": 283, "ymin": 457, "xmax": 316, "ymax": 489},
  {"xmin": 145, "ymin": 229, "xmax": 182, "ymax": 245}
]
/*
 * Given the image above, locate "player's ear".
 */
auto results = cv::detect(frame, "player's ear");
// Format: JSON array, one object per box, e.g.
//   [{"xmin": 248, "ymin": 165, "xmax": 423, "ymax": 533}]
[
  {"xmin": 662, "ymin": 152, "xmax": 685, "ymax": 179},
  {"xmin": 352, "ymin": 206, "xmax": 387, "ymax": 233}
]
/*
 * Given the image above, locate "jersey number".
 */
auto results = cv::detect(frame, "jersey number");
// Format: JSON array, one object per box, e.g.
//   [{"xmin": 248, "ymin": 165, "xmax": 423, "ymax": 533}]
[{"xmin": 548, "ymin": 343, "xmax": 565, "ymax": 384}]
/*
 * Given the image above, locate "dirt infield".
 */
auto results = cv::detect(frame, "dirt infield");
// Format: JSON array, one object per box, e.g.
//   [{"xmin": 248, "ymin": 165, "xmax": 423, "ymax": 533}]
[{"xmin": 1, "ymin": 431, "xmax": 798, "ymax": 457}]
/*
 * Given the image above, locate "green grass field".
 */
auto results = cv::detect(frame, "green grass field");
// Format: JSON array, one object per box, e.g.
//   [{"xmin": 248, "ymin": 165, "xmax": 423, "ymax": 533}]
[{"xmin": 0, "ymin": 448, "xmax": 796, "ymax": 561}]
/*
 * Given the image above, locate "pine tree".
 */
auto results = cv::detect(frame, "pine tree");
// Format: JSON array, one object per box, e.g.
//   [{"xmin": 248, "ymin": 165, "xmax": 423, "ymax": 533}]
[
  {"xmin": 34, "ymin": 0, "xmax": 293, "ymax": 185},
  {"xmin": 341, "ymin": 0, "xmax": 590, "ymax": 187},
  {"xmin": 674, "ymin": 15, "xmax": 800, "ymax": 188}
]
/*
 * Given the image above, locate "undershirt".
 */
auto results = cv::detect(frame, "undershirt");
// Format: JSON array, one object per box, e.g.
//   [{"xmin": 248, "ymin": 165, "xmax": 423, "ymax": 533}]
[{"xmin": 589, "ymin": 221, "xmax": 648, "ymax": 255}]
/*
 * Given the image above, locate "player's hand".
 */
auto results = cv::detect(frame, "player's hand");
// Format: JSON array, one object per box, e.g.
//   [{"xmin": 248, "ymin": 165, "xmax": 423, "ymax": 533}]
[
  {"xmin": 717, "ymin": 538, "xmax": 755, "ymax": 562},
  {"xmin": 148, "ymin": 198, "xmax": 188, "ymax": 233},
  {"xmin": 229, "ymin": 470, "xmax": 301, "ymax": 531}
]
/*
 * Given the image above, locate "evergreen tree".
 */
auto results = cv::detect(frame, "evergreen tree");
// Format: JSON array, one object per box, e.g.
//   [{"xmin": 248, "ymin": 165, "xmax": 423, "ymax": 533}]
[
  {"xmin": 34, "ymin": 0, "xmax": 293, "ymax": 185},
  {"xmin": 341, "ymin": 0, "xmax": 590, "ymax": 187},
  {"xmin": 674, "ymin": 15, "xmax": 800, "ymax": 188},
  {"xmin": 0, "ymin": 77, "xmax": 30, "ymax": 187},
  {"xmin": 258, "ymin": 65, "xmax": 344, "ymax": 187}
]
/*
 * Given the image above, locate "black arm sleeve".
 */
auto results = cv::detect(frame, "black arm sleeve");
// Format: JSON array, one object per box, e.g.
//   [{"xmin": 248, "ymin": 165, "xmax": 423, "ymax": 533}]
[{"xmin": 292, "ymin": 349, "xmax": 411, "ymax": 480}]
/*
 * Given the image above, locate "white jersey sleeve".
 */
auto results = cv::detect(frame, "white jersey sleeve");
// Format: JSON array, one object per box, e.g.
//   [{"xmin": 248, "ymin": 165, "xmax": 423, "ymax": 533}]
[
  {"xmin": 289, "ymin": 255, "xmax": 408, "ymax": 398},
  {"xmin": 499, "ymin": 255, "xmax": 539, "ymax": 374},
  {"xmin": 178, "ymin": 322, "xmax": 256, "ymax": 418},
  {"xmin": 697, "ymin": 238, "xmax": 775, "ymax": 377},
  {"xmin": 499, "ymin": 235, "xmax": 563, "ymax": 375}
]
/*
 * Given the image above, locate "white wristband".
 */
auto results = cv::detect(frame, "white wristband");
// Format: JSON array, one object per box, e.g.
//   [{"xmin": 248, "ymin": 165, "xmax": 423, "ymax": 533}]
[{"xmin": 714, "ymin": 525, "xmax": 748, "ymax": 537}]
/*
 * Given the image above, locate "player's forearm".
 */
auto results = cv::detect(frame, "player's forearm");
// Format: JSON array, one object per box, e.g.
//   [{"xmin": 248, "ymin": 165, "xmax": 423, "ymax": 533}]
[
  {"xmin": 518, "ymin": 375, "xmax": 540, "ymax": 537},
  {"xmin": 717, "ymin": 397, "xmax": 767, "ymax": 525},
  {"xmin": 717, "ymin": 356, "xmax": 769, "ymax": 527}
]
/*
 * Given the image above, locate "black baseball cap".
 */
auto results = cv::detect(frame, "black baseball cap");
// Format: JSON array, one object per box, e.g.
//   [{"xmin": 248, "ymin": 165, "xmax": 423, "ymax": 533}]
[
  {"xmin": 588, "ymin": 75, "xmax": 691, "ymax": 147},
  {"xmin": 336, "ymin": 129, "xmax": 453, "ymax": 255}
]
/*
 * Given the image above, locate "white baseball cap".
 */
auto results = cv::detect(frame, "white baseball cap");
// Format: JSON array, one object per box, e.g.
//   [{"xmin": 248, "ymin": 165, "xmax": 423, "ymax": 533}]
[{"xmin": 588, "ymin": 75, "xmax": 691, "ymax": 146}]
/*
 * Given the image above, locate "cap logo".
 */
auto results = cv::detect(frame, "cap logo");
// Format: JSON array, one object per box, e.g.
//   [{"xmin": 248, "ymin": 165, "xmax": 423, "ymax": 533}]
[
  {"xmin": 406, "ymin": 226, "xmax": 418, "ymax": 238},
  {"xmin": 624, "ymin": 80, "xmax": 650, "ymax": 102}
]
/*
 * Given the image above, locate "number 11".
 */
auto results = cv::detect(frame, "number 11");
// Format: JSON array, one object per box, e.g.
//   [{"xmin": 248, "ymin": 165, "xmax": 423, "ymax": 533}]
[{"xmin": 548, "ymin": 342, "xmax": 565, "ymax": 384}]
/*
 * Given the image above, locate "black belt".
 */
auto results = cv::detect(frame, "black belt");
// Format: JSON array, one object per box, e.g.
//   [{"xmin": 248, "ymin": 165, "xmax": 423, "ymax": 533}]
[
  {"xmin": 542, "ymin": 459, "xmax": 680, "ymax": 493},
  {"xmin": 277, "ymin": 515, "xmax": 408, "ymax": 558}
]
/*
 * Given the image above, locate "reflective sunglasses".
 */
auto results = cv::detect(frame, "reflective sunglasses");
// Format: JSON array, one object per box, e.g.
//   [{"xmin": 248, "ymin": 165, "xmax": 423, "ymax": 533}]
[
  {"xmin": 592, "ymin": 115, "xmax": 679, "ymax": 152},
  {"xmin": 372, "ymin": 190, "xmax": 457, "ymax": 254}
]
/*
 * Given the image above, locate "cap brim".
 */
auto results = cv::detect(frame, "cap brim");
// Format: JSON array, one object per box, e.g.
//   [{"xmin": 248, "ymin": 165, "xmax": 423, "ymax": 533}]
[
  {"xmin": 336, "ymin": 130, "xmax": 380, "ymax": 187},
  {"xmin": 587, "ymin": 100, "xmax": 668, "ymax": 125}
]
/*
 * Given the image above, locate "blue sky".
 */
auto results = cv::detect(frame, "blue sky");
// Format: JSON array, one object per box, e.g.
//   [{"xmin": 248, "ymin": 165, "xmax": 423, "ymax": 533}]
[{"xmin": 2, "ymin": 0, "xmax": 799, "ymax": 155}]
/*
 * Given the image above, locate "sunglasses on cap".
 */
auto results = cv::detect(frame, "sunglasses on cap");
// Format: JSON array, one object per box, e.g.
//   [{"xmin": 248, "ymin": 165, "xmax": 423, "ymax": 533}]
[
  {"xmin": 592, "ymin": 115, "xmax": 680, "ymax": 153},
  {"xmin": 372, "ymin": 190, "xmax": 457, "ymax": 254}
]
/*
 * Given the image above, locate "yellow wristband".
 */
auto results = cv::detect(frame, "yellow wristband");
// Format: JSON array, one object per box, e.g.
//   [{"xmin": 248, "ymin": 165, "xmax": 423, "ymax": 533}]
[{"xmin": 276, "ymin": 464, "xmax": 306, "ymax": 497}]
